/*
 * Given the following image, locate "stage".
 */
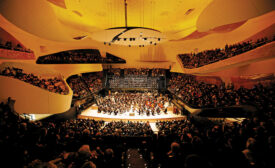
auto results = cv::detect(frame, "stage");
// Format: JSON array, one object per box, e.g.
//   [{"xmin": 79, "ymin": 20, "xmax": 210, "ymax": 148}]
[{"xmin": 78, "ymin": 104, "xmax": 186, "ymax": 122}]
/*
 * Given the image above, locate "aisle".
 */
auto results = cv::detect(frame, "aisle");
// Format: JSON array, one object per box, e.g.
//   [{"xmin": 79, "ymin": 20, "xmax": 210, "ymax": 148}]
[
  {"xmin": 125, "ymin": 149, "xmax": 148, "ymax": 168},
  {"xmin": 149, "ymin": 123, "xmax": 159, "ymax": 134}
]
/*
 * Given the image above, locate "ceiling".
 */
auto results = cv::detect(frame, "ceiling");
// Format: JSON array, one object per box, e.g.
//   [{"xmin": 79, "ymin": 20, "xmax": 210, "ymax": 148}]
[{"xmin": 1, "ymin": 0, "xmax": 274, "ymax": 42}]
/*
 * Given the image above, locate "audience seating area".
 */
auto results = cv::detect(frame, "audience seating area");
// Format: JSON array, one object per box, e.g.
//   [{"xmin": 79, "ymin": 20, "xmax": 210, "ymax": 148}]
[
  {"xmin": 106, "ymin": 68, "xmax": 166, "ymax": 77},
  {"xmin": 178, "ymin": 36, "xmax": 275, "ymax": 69},
  {"xmin": 0, "ymin": 40, "xmax": 33, "ymax": 53},
  {"xmin": 1, "ymin": 97, "xmax": 274, "ymax": 168},
  {"xmin": 1, "ymin": 68, "xmax": 274, "ymax": 168},
  {"xmin": 36, "ymin": 49, "xmax": 126, "ymax": 64},
  {"xmin": 168, "ymin": 73, "xmax": 275, "ymax": 112},
  {"xmin": 102, "ymin": 121, "xmax": 153, "ymax": 137},
  {"xmin": 0, "ymin": 67, "xmax": 69, "ymax": 94},
  {"xmin": 67, "ymin": 72, "xmax": 103, "ymax": 99}
]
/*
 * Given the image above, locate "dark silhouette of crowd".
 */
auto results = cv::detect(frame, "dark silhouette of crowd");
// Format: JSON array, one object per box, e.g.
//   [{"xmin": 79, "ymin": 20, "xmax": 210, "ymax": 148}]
[
  {"xmin": 36, "ymin": 49, "xmax": 126, "ymax": 64},
  {"xmin": 0, "ymin": 101, "xmax": 125, "ymax": 168},
  {"xmin": 1, "ymin": 96, "xmax": 274, "ymax": 168},
  {"xmin": 0, "ymin": 100, "xmax": 153, "ymax": 168},
  {"xmin": 0, "ymin": 40, "xmax": 33, "ymax": 53},
  {"xmin": 96, "ymin": 91, "xmax": 170, "ymax": 116},
  {"xmin": 101, "ymin": 121, "xmax": 153, "ymax": 137},
  {"xmin": 179, "ymin": 36, "xmax": 275, "ymax": 68},
  {"xmin": 153, "ymin": 116, "xmax": 275, "ymax": 168},
  {"xmin": 0, "ymin": 67, "xmax": 69, "ymax": 94},
  {"xmin": 168, "ymin": 73, "xmax": 275, "ymax": 111}
]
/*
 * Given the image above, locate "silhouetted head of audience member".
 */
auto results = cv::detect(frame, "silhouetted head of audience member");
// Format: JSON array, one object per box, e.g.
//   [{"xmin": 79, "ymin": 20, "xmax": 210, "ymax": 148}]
[{"xmin": 184, "ymin": 154, "xmax": 210, "ymax": 168}]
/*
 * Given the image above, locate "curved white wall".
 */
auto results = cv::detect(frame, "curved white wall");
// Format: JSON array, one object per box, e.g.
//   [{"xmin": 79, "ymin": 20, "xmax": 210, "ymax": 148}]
[{"xmin": 0, "ymin": 76, "xmax": 72, "ymax": 114}]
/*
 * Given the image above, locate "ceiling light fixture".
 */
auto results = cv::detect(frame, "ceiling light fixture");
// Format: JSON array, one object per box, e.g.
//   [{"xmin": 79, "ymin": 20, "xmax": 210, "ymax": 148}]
[{"xmin": 92, "ymin": 0, "xmax": 166, "ymax": 46}]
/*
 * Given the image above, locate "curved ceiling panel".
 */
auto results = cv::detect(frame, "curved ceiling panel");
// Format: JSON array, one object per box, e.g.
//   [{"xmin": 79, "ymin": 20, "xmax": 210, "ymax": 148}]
[
  {"xmin": 64, "ymin": 0, "xmax": 211, "ymax": 34},
  {"xmin": 197, "ymin": 0, "xmax": 275, "ymax": 32},
  {"xmin": 0, "ymin": 0, "xmax": 72, "ymax": 41},
  {"xmin": 47, "ymin": 0, "xmax": 66, "ymax": 9}
]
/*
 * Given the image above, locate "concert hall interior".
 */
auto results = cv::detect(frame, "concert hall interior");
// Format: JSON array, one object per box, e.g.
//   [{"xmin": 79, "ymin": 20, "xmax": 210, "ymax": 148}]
[{"xmin": 0, "ymin": 0, "xmax": 275, "ymax": 168}]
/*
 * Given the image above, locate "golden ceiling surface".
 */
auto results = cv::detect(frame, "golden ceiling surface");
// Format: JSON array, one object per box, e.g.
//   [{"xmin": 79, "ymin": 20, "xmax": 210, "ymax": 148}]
[{"xmin": 0, "ymin": 0, "xmax": 274, "ymax": 42}]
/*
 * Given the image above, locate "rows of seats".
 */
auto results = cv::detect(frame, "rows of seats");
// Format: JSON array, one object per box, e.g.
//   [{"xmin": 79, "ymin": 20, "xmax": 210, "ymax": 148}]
[
  {"xmin": 0, "ymin": 67, "xmax": 69, "ymax": 94},
  {"xmin": 67, "ymin": 72, "xmax": 103, "ymax": 99},
  {"xmin": 178, "ymin": 36, "xmax": 275, "ymax": 69},
  {"xmin": 0, "ymin": 40, "xmax": 33, "ymax": 53},
  {"xmin": 36, "ymin": 50, "xmax": 125, "ymax": 64},
  {"xmin": 168, "ymin": 73, "xmax": 275, "ymax": 111},
  {"xmin": 67, "ymin": 75, "xmax": 91, "ymax": 99},
  {"xmin": 106, "ymin": 68, "xmax": 166, "ymax": 77},
  {"xmin": 1, "ymin": 96, "xmax": 274, "ymax": 168},
  {"xmin": 81, "ymin": 72, "xmax": 103, "ymax": 94}
]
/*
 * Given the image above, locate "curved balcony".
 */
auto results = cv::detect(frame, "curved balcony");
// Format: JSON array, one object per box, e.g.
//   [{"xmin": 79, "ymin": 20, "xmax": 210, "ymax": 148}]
[{"xmin": 0, "ymin": 62, "xmax": 73, "ymax": 114}]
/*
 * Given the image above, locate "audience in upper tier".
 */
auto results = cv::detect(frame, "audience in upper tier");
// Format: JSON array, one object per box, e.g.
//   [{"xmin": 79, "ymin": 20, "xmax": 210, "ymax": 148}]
[
  {"xmin": 67, "ymin": 72, "xmax": 103, "ymax": 99},
  {"xmin": 106, "ymin": 68, "xmax": 121, "ymax": 76},
  {"xmin": 168, "ymin": 73, "xmax": 275, "ymax": 112},
  {"xmin": 152, "ymin": 68, "xmax": 166, "ymax": 77},
  {"xmin": 0, "ymin": 40, "xmax": 33, "ymax": 53},
  {"xmin": 67, "ymin": 75, "xmax": 91, "ymax": 99},
  {"xmin": 0, "ymin": 67, "xmax": 69, "ymax": 94},
  {"xmin": 96, "ymin": 91, "xmax": 171, "ymax": 116},
  {"xmin": 36, "ymin": 50, "xmax": 126, "ymax": 64},
  {"xmin": 124, "ymin": 68, "xmax": 150, "ymax": 76},
  {"xmin": 179, "ymin": 36, "xmax": 275, "ymax": 68},
  {"xmin": 106, "ymin": 68, "xmax": 166, "ymax": 77},
  {"xmin": 82, "ymin": 72, "xmax": 103, "ymax": 94}
]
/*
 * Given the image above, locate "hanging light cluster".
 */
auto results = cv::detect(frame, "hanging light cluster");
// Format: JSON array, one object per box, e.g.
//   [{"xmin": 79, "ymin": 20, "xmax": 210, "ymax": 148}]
[{"xmin": 93, "ymin": 0, "xmax": 166, "ymax": 47}]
